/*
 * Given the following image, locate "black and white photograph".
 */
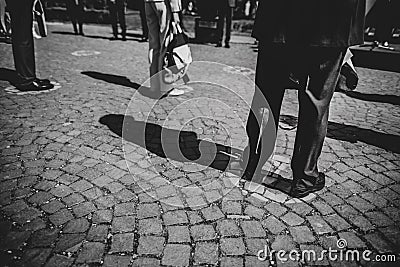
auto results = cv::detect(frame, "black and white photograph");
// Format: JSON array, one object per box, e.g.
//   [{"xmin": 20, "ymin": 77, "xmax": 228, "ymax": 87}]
[{"xmin": 0, "ymin": 0, "xmax": 399, "ymax": 266}]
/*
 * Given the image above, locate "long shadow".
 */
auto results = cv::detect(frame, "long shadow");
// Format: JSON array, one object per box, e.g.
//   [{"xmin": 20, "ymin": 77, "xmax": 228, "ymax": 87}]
[
  {"xmin": 0, "ymin": 68, "xmax": 18, "ymax": 85},
  {"xmin": 82, "ymin": 71, "xmax": 141, "ymax": 89},
  {"xmin": 99, "ymin": 114, "xmax": 293, "ymax": 193},
  {"xmin": 52, "ymin": 31, "xmax": 145, "ymax": 42},
  {"xmin": 280, "ymin": 114, "xmax": 400, "ymax": 154},
  {"xmin": 337, "ymin": 90, "xmax": 400, "ymax": 106}
]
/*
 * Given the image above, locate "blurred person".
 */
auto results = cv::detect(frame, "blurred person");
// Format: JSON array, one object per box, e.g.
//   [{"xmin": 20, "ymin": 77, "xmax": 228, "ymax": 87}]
[
  {"xmin": 243, "ymin": 0, "xmax": 366, "ymax": 198},
  {"xmin": 144, "ymin": 0, "xmax": 184, "ymax": 97},
  {"xmin": 109, "ymin": 0, "xmax": 126, "ymax": 40},
  {"xmin": 216, "ymin": 0, "xmax": 236, "ymax": 48},
  {"xmin": 6, "ymin": 0, "xmax": 54, "ymax": 91},
  {"xmin": 66, "ymin": 0, "xmax": 85, "ymax": 35}
]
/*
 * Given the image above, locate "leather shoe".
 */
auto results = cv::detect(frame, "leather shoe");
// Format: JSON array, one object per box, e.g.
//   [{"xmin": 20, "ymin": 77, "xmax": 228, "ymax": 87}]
[
  {"xmin": 16, "ymin": 80, "xmax": 54, "ymax": 91},
  {"xmin": 35, "ymin": 78, "xmax": 51, "ymax": 85},
  {"xmin": 289, "ymin": 172, "xmax": 325, "ymax": 198},
  {"xmin": 216, "ymin": 42, "xmax": 222, "ymax": 47}
]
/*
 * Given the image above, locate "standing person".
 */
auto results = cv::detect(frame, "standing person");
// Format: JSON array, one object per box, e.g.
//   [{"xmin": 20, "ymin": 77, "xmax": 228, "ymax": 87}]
[
  {"xmin": 66, "ymin": 0, "xmax": 85, "ymax": 35},
  {"xmin": 242, "ymin": 0, "xmax": 366, "ymax": 198},
  {"xmin": 216, "ymin": 0, "xmax": 235, "ymax": 48},
  {"xmin": 109, "ymin": 0, "xmax": 127, "ymax": 40},
  {"xmin": 6, "ymin": 0, "xmax": 53, "ymax": 91},
  {"xmin": 144, "ymin": 0, "xmax": 184, "ymax": 97},
  {"xmin": 139, "ymin": 0, "xmax": 148, "ymax": 41}
]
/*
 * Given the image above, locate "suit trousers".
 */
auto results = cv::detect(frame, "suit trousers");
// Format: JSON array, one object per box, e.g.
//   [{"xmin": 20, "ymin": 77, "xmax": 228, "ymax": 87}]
[
  {"xmin": 109, "ymin": 0, "xmax": 126, "ymax": 37},
  {"xmin": 7, "ymin": 0, "xmax": 36, "ymax": 84},
  {"xmin": 247, "ymin": 43, "xmax": 345, "ymax": 183},
  {"xmin": 145, "ymin": 1, "xmax": 172, "ymax": 92},
  {"xmin": 216, "ymin": 5, "xmax": 232, "ymax": 44}
]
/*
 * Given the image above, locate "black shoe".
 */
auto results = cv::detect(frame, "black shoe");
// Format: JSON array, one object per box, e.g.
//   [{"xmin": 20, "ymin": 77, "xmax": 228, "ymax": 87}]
[
  {"xmin": 240, "ymin": 152, "xmax": 261, "ymax": 182},
  {"xmin": 216, "ymin": 42, "xmax": 222, "ymax": 47},
  {"xmin": 110, "ymin": 35, "xmax": 118, "ymax": 40},
  {"xmin": 289, "ymin": 172, "xmax": 325, "ymax": 198},
  {"xmin": 121, "ymin": 35, "xmax": 127, "ymax": 41},
  {"xmin": 16, "ymin": 80, "xmax": 54, "ymax": 91},
  {"xmin": 225, "ymin": 43, "xmax": 230, "ymax": 48},
  {"xmin": 79, "ymin": 32, "xmax": 84, "ymax": 36},
  {"xmin": 35, "ymin": 78, "xmax": 51, "ymax": 85}
]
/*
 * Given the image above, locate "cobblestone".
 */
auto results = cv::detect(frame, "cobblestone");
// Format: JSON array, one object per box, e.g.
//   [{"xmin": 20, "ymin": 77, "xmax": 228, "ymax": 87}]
[{"xmin": 0, "ymin": 22, "xmax": 399, "ymax": 267}]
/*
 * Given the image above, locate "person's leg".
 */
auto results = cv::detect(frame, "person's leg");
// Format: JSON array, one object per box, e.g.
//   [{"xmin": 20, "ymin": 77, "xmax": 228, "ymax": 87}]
[
  {"xmin": 139, "ymin": 2, "xmax": 149, "ymax": 39},
  {"xmin": 224, "ymin": 7, "xmax": 233, "ymax": 47},
  {"xmin": 146, "ymin": 2, "xmax": 161, "ymax": 93},
  {"xmin": 109, "ymin": 2, "xmax": 118, "ymax": 38},
  {"xmin": 216, "ymin": 4, "xmax": 226, "ymax": 46},
  {"xmin": 290, "ymin": 47, "xmax": 345, "ymax": 197},
  {"xmin": 243, "ymin": 43, "xmax": 287, "ymax": 180},
  {"xmin": 77, "ymin": 0, "xmax": 84, "ymax": 35},
  {"xmin": 117, "ymin": 0, "xmax": 126, "ymax": 39},
  {"xmin": 8, "ymin": 0, "xmax": 36, "ymax": 84}
]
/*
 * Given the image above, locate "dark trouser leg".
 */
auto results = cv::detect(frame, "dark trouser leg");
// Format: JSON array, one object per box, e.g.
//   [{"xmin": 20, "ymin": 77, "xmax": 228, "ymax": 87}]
[
  {"xmin": 8, "ymin": 0, "xmax": 35, "ymax": 84},
  {"xmin": 291, "ymin": 47, "xmax": 345, "ymax": 184},
  {"xmin": 140, "ymin": 6, "xmax": 149, "ymax": 38},
  {"xmin": 117, "ymin": 1, "xmax": 126, "ymax": 37},
  {"xmin": 109, "ymin": 4, "xmax": 118, "ymax": 37},
  {"xmin": 77, "ymin": 2, "xmax": 84, "ymax": 34},
  {"xmin": 216, "ymin": 6, "xmax": 226, "ymax": 43},
  {"xmin": 244, "ymin": 43, "xmax": 286, "ymax": 178},
  {"xmin": 225, "ymin": 7, "xmax": 233, "ymax": 45}
]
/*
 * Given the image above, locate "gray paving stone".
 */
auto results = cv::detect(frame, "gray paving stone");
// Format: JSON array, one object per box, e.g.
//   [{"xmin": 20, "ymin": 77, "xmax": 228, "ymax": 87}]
[
  {"xmin": 114, "ymin": 202, "xmax": 136, "ymax": 216},
  {"xmin": 222, "ymin": 200, "xmax": 242, "ymax": 214},
  {"xmin": 244, "ymin": 205, "xmax": 265, "ymax": 219},
  {"xmin": 110, "ymin": 233, "xmax": 135, "ymax": 253},
  {"xmin": 201, "ymin": 205, "xmax": 225, "ymax": 221},
  {"xmin": 194, "ymin": 242, "xmax": 219, "ymax": 265},
  {"xmin": 338, "ymin": 231, "xmax": 366, "ymax": 248},
  {"xmin": 306, "ymin": 215, "xmax": 334, "ymax": 235},
  {"xmin": 49, "ymin": 209, "xmax": 74, "ymax": 226},
  {"xmin": 191, "ymin": 224, "xmax": 217, "ymax": 241},
  {"xmin": 137, "ymin": 202, "xmax": 160, "ymax": 219},
  {"xmin": 220, "ymin": 257, "xmax": 244, "ymax": 267},
  {"xmin": 55, "ymin": 233, "xmax": 85, "ymax": 252},
  {"xmin": 281, "ymin": 212, "xmax": 304, "ymax": 226},
  {"xmin": 93, "ymin": 209, "xmax": 113, "ymax": 224},
  {"xmin": 76, "ymin": 242, "xmax": 105, "ymax": 263},
  {"xmin": 163, "ymin": 210, "xmax": 188, "ymax": 225},
  {"xmin": 111, "ymin": 215, "xmax": 136, "ymax": 233},
  {"xmin": 137, "ymin": 236, "xmax": 165, "ymax": 256},
  {"xmin": 87, "ymin": 224, "xmax": 109, "ymax": 242},
  {"xmin": 167, "ymin": 225, "xmax": 191, "ymax": 243},
  {"xmin": 72, "ymin": 201, "xmax": 97, "ymax": 217},
  {"xmin": 162, "ymin": 244, "xmax": 191, "ymax": 266},
  {"xmin": 221, "ymin": 238, "xmax": 246, "ymax": 255},
  {"xmin": 138, "ymin": 218, "xmax": 163, "ymax": 235},
  {"xmin": 240, "ymin": 220, "xmax": 266, "ymax": 238},
  {"xmin": 103, "ymin": 255, "xmax": 132, "ymax": 267},
  {"xmin": 44, "ymin": 254, "xmax": 74, "ymax": 267},
  {"xmin": 62, "ymin": 218, "xmax": 90, "ymax": 233},
  {"xmin": 290, "ymin": 226, "xmax": 315, "ymax": 243},
  {"xmin": 261, "ymin": 216, "xmax": 286, "ymax": 234},
  {"xmin": 217, "ymin": 219, "xmax": 242, "ymax": 237}
]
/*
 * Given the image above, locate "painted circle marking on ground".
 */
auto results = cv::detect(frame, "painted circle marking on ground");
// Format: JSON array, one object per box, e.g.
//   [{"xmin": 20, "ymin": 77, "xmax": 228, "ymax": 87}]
[
  {"xmin": 223, "ymin": 65, "xmax": 255, "ymax": 76},
  {"xmin": 4, "ymin": 82, "xmax": 62, "ymax": 95},
  {"xmin": 71, "ymin": 50, "xmax": 101, "ymax": 56}
]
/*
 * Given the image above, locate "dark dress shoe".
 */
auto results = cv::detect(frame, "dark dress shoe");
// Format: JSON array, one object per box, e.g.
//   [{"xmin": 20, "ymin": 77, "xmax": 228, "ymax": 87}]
[
  {"xmin": 289, "ymin": 172, "xmax": 325, "ymax": 198},
  {"xmin": 225, "ymin": 43, "xmax": 230, "ymax": 48},
  {"xmin": 16, "ymin": 80, "xmax": 54, "ymax": 91},
  {"xmin": 35, "ymin": 78, "xmax": 51, "ymax": 85},
  {"xmin": 216, "ymin": 42, "xmax": 222, "ymax": 47}
]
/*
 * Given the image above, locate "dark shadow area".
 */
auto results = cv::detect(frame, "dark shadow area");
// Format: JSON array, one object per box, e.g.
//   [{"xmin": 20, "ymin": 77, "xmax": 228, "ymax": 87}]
[
  {"xmin": 0, "ymin": 68, "xmax": 18, "ymax": 85},
  {"xmin": 82, "ymin": 71, "xmax": 141, "ymax": 89},
  {"xmin": 99, "ymin": 114, "xmax": 295, "ymax": 194},
  {"xmin": 337, "ymin": 89, "xmax": 400, "ymax": 106},
  {"xmin": 280, "ymin": 114, "xmax": 400, "ymax": 154},
  {"xmin": 351, "ymin": 46, "xmax": 400, "ymax": 73},
  {"xmin": 52, "ymin": 31, "xmax": 113, "ymax": 40},
  {"xmin": 0, "ymin": 37, "xmax": 12, "ymax": 44}
]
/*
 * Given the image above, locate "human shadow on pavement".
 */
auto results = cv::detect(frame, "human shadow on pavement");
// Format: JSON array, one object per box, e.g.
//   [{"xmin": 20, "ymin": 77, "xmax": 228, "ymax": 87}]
[
  {"xmin": 82, "ymin": 71, "xmax": 141, "ymax": 89},
  {"xmin": 337, "ymin": 90, "xmax": 400, "ymax": 106},
  {"xmin": 280, "ymin": 114, "xmax": 400, "ymax": 154},
  {"xmin": 99, "ymin": 114, "xmax": 294, "ymax": 193},
  {"xmin": 0, "ymin": 68, "xmax": 18, "ymax": 85},
  {"xmin": 52, "ymin": 31, "xmax": 115, "ymax": 40}
]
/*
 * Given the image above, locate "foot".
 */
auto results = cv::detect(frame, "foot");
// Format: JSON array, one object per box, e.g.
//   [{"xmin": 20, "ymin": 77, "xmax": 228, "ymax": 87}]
[
  {"xmin": 79, "ymin": 32, "xmax": 84, "ymax": 36},
  {"xmin": 289, "ymin": 172, "xmax": 325, "ymax": 198},
  {"xmin": 163, "ymin": 88, "xmax": 185, "ymax": 96},
  {"xmin": 121, "ymin": 35, "xmax": 127, "ymax": 41},
  {"xmin": 34, "ymin": 78, "xmax": 52, "ymax": 86},
  {"xmin": 216, "ymin": 42, "xmax": 222, "ymax": 47},
  {"xmin": 16, "ymin": 80, "xmax": 54, "ymax": 91},
  {"xmin": 110, "ymin": 35, "xmax": 118, "ymax": 40},
  {"xmin": 225, "ymin": 43, "xmax": 230, "ymax": 48}
]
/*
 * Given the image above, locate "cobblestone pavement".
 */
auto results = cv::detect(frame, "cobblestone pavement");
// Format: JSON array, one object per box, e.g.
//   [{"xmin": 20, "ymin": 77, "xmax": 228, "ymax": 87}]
[{"xmin": 1, "ymin": 23, "xmax": 400, "ymax": 267}]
